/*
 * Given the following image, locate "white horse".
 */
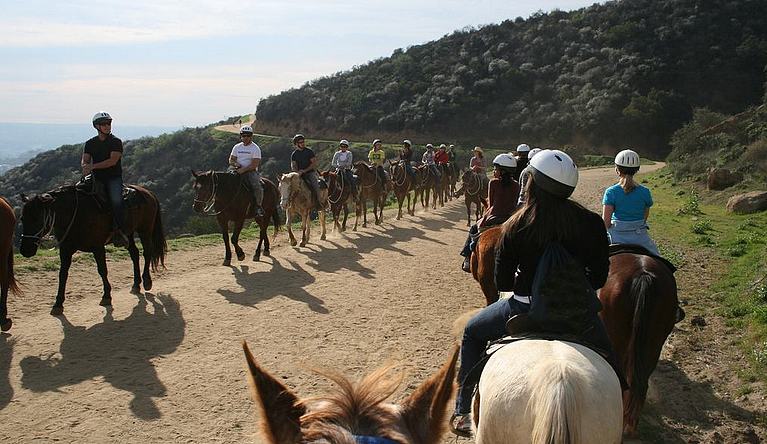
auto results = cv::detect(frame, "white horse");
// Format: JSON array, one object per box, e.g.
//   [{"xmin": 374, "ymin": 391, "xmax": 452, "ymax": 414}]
[
  {"xmin": 278, "ymin": 172, "xmax": 327, "ymax": 247},
  {"xmin": 473, "ymin": 339, "xmax": 623, "ymax": 444}
]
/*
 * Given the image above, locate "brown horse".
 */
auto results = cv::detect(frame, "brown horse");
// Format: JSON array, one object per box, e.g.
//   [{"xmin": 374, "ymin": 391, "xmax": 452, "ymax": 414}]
[
  {"xmin": 459, "ymin": 170, "xmax": 488, "ymax": 226},
  {"xmin": 353, "ymin": 161, "xmax": 387, "ymax": 227},
  {"xmin": 415, "ymin": 165, "xmax": 442, "ymax": 210},
  {"xmin": 278, "ymin": 172, "xmax": 328, "ymax": 247},
  {"xmin": 19, "ymin": 184, "xmax": 167, "ymax": 315},
  {"xmin": 438, "ymin": 163, "xmax": 453, "ymax": 204},
  {"xmin": 0, "ymin": 197, "xmax": 19, "ymax": 331},
  {"xmin": 598, "ymin": 252, "xmax": 680, "ymax": 438},
  {"xmin": 321, "ymin": 169, "xmax": 358, "ymax": 232},
  {"xmin": 388, "ymin": 160, "xmax": 416, "ymax": 219},
  {"xmin": 470, "ymin": 225, "xmax": 504, "ymax": 306},
  {"xmin": 243, "ymin": 341, "xmax": 458, "ymax": 443},
  {"xmin": 191, "ymin": 170, "xmax": 280, "ymax": 265}
]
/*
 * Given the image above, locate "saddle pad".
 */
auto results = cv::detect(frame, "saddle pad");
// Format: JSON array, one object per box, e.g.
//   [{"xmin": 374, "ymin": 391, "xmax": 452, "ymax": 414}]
[
  {"xmin": 486, "ymin": 332, "xmax": 610, "ymax": 358},
  {"xmin": 609, "ymin": 243, "xmax": 676, "ymax": 273}
]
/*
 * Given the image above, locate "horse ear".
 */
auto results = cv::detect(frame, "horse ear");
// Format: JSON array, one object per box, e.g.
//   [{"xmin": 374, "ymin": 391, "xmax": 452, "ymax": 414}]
[
  {"xmin": 19, "ymin": 193, "xmax": 28, "ymax": 203},
  {"xmin": 400, "ymin": 346, "xmax": 459, "ymax": 442},
  {"xmin": 40, "ymin": 193, "xmax": 55, "ymax": 203},
  {"xmin": 242, "ymin": 341, "xmax": 304, "ymax": 442},
  {"xmin": 191, "ymin": 169, "xmax": 199, "ymax": 178}
]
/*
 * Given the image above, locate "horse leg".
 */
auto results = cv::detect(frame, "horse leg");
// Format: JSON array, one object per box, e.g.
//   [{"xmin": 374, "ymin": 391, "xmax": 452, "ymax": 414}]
[
  {"xmin": 341, "ymin": 203, "xmax": 348, "ymax": 231},
  {"xmin": 263, "ymin": 221, "xmax": 271, "ymax": 257},
  {"xmin": 362, "ymin": 200, "xmax": 368, "ymax": 228},
  {"xmin": 300, "ymin": 212, "xmax": 309, "ymax": 247},
  {"xmin": 218, "ymin": 215, "xmax": 233, "ymax": 265},
  {"xmin": 127, "ymin": 237, "xmax": 142, "ymax": 294},
  {"xmin": 253, "ymin": 225, "xmax": 264, "ymax": 262},
  {"xmin": 396, "ymin": 194, "xmax": 403, "ymax": 220},
  {"xmin": 319, "ymin": 207, "xmax": 327, "ymax": 241},
  {"xmin": 231, "ymin": 219, "xmax": 246, "ymax": 262},
  {"xmin": 0, "ymin": 279, "xmax": 9, "ymax": 331},
  {"xmin": 466, "ymin": 200, "xmax": 471, "ymax": 226},
  {"xmin": 51, "ymin": 248, "xmax": 74, "ymax": 315},
  {"xmin": 93, "ymin": 246, "xmax": 112, "ymax": 307},
  {"xmin": 286, "ymin": 208, "xmax": 297, "ymax": 246}
]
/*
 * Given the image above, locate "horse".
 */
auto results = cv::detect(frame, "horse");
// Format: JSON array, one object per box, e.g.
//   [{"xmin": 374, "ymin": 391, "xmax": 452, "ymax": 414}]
[
  {"xmin": 191, "ymin": 170, "xmax": 280, "ymax": 265},
  {"xmin": 438, "ymin": 163, "xmax": 453, "ymax": 204},
  {"xmin": 0, "ymin": 197, "xmax": 20, "ymax": 331},
  {"xmin": 447, "ymin": 162, "xmax": 459, "ymax": 200},
  {"xmin": 353, "ymin": 161, "xmax": 387, "ymax": 227},
  {"xmin": 470, "ymin": 226, "xmax": 504, "ymax": 306},
  {"xmin": 388, "ymin": 160, "xmax": 416, "ymax": 219},
  {"xmin": 19, "ymin": 184, "xmax": 167, "ymax": 315},
  {"xmin": 598, "ymin": 252, "xmax": 680, "ymax": 438},
  {"xmin": 278, "ymin": 172, "xmax": 327, "ymax": 247},
  {"xmin": 415, "ymin": 165, "xmax": 442, "ymax": 210},
  {"xmin": 473, "ymin": 339, "xmax": 623, "ymax": 442},
  {"xmin": 321, "ymin": 169, "xmax": 358, "ymax": 232},
  {"xmin": 243, "ymin": 341, "xmax": 459, "ymax": 443},
  {"xmin": 459, "ymin": 170, "xmax": 488, "ymax": 226}
]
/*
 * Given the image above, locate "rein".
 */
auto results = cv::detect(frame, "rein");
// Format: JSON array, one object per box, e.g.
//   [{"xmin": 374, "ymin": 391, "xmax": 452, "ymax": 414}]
[
  {"xmin": 392, "ymin": 163, "xmax": 408, "ymax": 187},
  {"xmin": 21, "ymin": 189, "xmax": 80, "ymax": 247},
  {"xmin": 360, "ymin": 165, "xmax": 380, "ymax": 189},
  {"xmin": 464, "ymin": 172, "xmax": 482, "ymax": 197},
  {"xmin": 327, "ymin": 170, "xmax": 347, "ymax": 205},
  {"xmin": 194, "ymin": 172, "xmax": 245, "ymax": 216}
]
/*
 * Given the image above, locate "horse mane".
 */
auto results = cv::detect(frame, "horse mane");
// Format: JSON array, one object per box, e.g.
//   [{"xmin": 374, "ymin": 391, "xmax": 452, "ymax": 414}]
[
  {"xmin": 353, "ymin": 161, "xmax": 373, "ymax": 172},
  {"xmin": 299, "ymin": 365, "xmax": 407, "ymax": 441}
]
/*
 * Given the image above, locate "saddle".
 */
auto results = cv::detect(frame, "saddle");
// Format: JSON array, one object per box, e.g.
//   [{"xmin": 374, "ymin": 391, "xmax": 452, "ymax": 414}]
[
  {"xmin": 609, "ymin": 243, "xmax": 676, "ymax": 273},
  {"xmin": 75, "ymin": 175, "xmax": 143, "ymax": 212}
]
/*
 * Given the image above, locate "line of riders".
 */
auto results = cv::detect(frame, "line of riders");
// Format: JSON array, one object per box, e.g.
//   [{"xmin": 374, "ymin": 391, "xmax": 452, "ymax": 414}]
[{"xmin": 19, "ymin": 112, "xmax": 679, "ymax": 438}]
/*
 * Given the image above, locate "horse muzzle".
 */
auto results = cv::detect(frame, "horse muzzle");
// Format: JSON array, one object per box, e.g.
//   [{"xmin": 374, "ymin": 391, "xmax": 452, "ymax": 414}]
[{"xmin": 19, "ymin": 239, "xmax": 39, "ymax": 258}]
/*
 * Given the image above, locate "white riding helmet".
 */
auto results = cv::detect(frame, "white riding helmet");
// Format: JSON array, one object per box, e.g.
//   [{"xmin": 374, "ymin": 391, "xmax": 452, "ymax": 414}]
[
  {"xmin": 528, "ymin": 148, "xmax": 542, "ymax": 159},
  {"xmin": 529, "ymin": 149, "xmax": 578, "ymax": 198},
  {"xmin": 516, "ymin": 143, "xmax": 531, "ymax": 152},
  {"xmin": 92, "ymin": 111, "xmax": 112, "ymax": 126},
  {"xmin": 339, "ymin": 139, "xmax": 350, "ymax": 147},
  {"xmin": 615, "ymin": 149, "xmax": 640, "ymax": 168},
  {"xmin": 403, "ymin": 139, "xmax": 412, "ymax": 146},
  {"xmin": 492, "ymin": 153, "xmax": 517, "ymax": 169},
  {"xmin": 239, "ymin": 125, "xmax": 253, "ymax": 135},
  {"xmin": 426, "ymin": 143, "xmax": 434, "ymax": 149}
]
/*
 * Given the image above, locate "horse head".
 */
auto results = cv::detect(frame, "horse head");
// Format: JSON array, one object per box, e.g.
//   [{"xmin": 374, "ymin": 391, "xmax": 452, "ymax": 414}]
[
  {"xmin": 18, "ymin": 192, "xmax": 56, "ymax": 257},
  {"xmin": 190, "ymin": 170, "xmax": 215, "ymax": 213},
  {"xmin": 277, "ymin": 172, "xmax": 301, "ymax": 209},
  {"xmin": 243, "ymin": 341, "xmax": 459, "ymax": 444}
]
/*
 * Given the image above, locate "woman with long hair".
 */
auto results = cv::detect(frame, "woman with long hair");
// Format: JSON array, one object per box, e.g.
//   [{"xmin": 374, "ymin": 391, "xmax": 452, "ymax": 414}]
[
  {"xmin": 602, "ymin": 149, "xmax": 659, "ymax": 255},
  {"xmin": 450, "ymin": 150, "xmax": 614, "ymax": 437}
]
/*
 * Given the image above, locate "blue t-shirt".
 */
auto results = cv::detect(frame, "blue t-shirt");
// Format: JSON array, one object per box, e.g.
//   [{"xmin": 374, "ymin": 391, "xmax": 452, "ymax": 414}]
[{"xmin": 602, "ymin": 183, "xmax": 653, "ymax": 221}]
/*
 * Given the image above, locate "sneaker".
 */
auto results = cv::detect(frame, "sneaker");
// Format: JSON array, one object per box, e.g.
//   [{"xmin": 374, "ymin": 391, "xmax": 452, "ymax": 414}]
[
  {"xmin": 450, "ymin": 413, "xmax": 473, "ymax": 437},
  {"xmin": 461, "ymin": 256, "xmax": 471, "ymax": 273}
]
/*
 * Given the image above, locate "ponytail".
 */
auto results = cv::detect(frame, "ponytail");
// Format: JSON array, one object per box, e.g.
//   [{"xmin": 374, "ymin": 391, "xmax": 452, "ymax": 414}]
[{"xmin": 617, "ymin": 165, "xmax": 639, "ymax": 193}]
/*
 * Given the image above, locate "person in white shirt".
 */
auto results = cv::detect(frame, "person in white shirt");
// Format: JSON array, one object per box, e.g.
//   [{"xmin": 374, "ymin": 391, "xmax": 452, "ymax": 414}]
[
  {"xmin": 331, "ymin": 139, "xmax": 357, "ymax": 198},
  {"xmin": 228, "ymin": 125, "xmax": 264, "ymax": 217},
  {"xmin": 422, "ymin": 143, "xmax": 441, "ymax": 180}
]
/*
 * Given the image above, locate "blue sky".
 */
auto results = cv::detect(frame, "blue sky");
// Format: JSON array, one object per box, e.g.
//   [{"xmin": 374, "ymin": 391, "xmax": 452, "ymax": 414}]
[{"xmin": 0, "ymin": 0, "xmax": 598, "ymax": 127}]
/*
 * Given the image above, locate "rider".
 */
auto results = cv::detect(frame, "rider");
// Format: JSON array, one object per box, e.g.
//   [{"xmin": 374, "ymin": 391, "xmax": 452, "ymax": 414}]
[
  {"xmin": 451, "ymin": 150, "xmax": 613, "ymax": 436},
  {"xmin": 459, "ymin": 153, "xmax": 519, "ymax": 272},
  {"xmin": 81, "ymin": 111, "xmax": 128, "ymax": 247},
  {"xmin": 469, "ymin": 146, "xmax": 489, "ymax": 190},
  {"xmin": 516, "ymin": 147, "xmax": 541, "ymax": 206},
  {"xmin": 434, "ymin": 143, "xmax": 449, "ymax": 165},
  {"xmin": 399, "ymin": 139, "xmax": 417, "ymax": 181},
  {"xmin": 368, "ymin": 139, "xmax": 388, "ymax": 183},
  {"xmin": 422, "ymin": 143, "xmax": 441, "ymax": 180},
  {"xmin": 602, "ymin": 149, "xmax": 659, "ymax": 255},
  {"xmin": 512, "ymin": 143, "xmax": 531, "ymax": 181},
  {"xmin": 331, "ymin": 139, "xmax": 358, "ymax": 199},
  {"xmin": 228, "ymin": 125, "xmax": 264, "ymax": 217},
  {"xmin": 290, "ymin": 134, "xmax": 322, "ymax": 209}
]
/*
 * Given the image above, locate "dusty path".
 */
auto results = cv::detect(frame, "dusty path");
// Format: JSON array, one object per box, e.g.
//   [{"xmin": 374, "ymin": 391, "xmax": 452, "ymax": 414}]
[{"xmin": 1, "ymin": 162, "xmax": 764, "ymax": 443}]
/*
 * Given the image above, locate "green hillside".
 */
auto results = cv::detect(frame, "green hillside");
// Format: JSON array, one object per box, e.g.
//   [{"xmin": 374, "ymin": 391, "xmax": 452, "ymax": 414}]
[{"xmin": 254, "ymin": 0, "xmax": 767, "ymax": 156}]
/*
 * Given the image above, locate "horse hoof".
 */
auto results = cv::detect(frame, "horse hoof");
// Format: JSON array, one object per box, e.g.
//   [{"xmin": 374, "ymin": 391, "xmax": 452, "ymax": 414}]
[
  {"xmin": 290, "ymin": 240, "xmax": 297, "ymax": 247},
  {"xmin": 143, "ymin": 281, "xmax": 153, "ymax": 291},
  {"xmin": 50, "ymin": 306, "xmax": 64, "ymax": 316},
  {"xmin": 299, "ymin": 242, "xmax": 307, "ymax": 247},
  {"xmin": 99, "ymin": 298, "xmax": 112, "ymax": 307},
  {"xmin": 131, "ymin": 286, "xmax": 142, "ymax": 295},
  {"xmin": 237, "ymin": 253, "xmax": 246, "ymax": 261},
  {"xmin": 320, "ymin": 235, "xmax": 326, "ymax": 240},
  {"xmin": 253, "ymin": 255, "xmax": 260, "ymax": 262},
  {"xmin": 222, "ymin": 259, "xmax": 231, "ymax": 266},
  {"xmin": 264, "ymin": 250, "xmax": 270, "ymax": 257},
  {"xmin": 0, "ymin": 319, "xmax": 11, "ymax": 332}
]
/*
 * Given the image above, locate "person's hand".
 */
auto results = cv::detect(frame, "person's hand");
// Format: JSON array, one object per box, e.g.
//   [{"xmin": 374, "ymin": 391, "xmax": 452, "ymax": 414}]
[{"xmin": 82, "ymin": 164, "xmax": 93, "ymax": 175}]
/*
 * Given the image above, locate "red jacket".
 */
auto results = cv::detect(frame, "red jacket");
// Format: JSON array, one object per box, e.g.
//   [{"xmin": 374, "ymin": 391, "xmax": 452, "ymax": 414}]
[{"xmin": 434, "ymin": 150, "xmax": 449, "ymax": 164}]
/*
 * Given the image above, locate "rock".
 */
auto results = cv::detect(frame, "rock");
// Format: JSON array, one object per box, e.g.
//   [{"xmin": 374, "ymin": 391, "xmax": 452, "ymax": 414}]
[
  {"xmin": 691, "ymin": 315, "xmax": 707, "ymax": 327},
  {"xmin": 707, "ymin": 168, "xmax": 743, "ymax": 190},
  {"xmin": 726, "ymin": 191, "xmax": 767, "ymax": 214}
]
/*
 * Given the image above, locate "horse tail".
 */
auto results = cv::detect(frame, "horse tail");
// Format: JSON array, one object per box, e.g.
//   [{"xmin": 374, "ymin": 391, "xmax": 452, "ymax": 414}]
[
  {"xmin": 147, "ymin": 201, "xmax": 168, "ymax": 272},
  {"xmin": 530, "ymin": 360, "xmax": 582, "ymax": 444},
  {"xmin": 3, "ymin": 249, "xmax": 20, "ymax": 295},
  {"xmin": 626, "ymin": 272, "xmax": 655, "ymax": 421}
]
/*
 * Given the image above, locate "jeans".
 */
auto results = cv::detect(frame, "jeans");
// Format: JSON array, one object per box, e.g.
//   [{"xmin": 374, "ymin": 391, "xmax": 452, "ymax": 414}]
[
  {"xmin": 607, "ymin": 219, "xmax": 659, "ymax": 256},
  {"xmin": 455, "ymin": 297, "xmax": 530, "ymax": 414},
  {"xmin": 303, "ymin": 170, "xmax": 321, "ymax": 207},
  {"xmin": 244, "ymin": 171, "xmax": 263, "ymax": 206},
  {"xmin": 460, "ymin": 224, "xmax": 479, "ymax": 257},
  {"xmin": 102, "ymin": 176, "xmax": 125, "ymax": 231}
]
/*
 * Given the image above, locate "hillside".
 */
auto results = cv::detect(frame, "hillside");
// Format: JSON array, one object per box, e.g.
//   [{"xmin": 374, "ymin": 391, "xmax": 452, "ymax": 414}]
[{"xmin": 254, "ymin": 0, "xmax": 767, "ymax": 156}]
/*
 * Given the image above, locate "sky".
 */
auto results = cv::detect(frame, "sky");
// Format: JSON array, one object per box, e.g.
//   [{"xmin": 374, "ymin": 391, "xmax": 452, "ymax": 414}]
[{"xmin": 0, "ymin": 0, "xmax": 599, "ymax": 127}]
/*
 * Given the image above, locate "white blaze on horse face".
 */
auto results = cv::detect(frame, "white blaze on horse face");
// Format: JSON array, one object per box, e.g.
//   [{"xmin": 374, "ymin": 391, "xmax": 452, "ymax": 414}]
[{"xmin": 278, "ymin": 177, "xmax": 290, "ymax": 209}]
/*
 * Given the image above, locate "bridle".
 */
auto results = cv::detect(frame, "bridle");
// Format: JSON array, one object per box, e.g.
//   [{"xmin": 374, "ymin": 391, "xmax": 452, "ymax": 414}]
[
  {"xmin": 193, "ymin": 172, "xmax": 244, "ymax": 215},
  {"xmin": 327, "ymin": 169, "xmax": 347, "ymax": 205},
  {"xmin": 391, "ymin": 162, "xmax": 408, "ymax": 187},
  {"xmin": 463, "ymin": 172, "xmax": 482, "ymax": 197},
  {"xmin": 20, "ymin": 189, "xmax": 79, "ymax": 247}
]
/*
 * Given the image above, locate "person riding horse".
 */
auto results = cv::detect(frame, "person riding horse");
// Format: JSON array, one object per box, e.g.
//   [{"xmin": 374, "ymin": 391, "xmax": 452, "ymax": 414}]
[
  {"xmin": 228, "ymin": 125, "xmax": 264, "ymax": 217},
  {"xmin": 459, "ymin": 153, "xmax": 520, "ymax": 272},
  {"xmin": 512, "ymin": 143, "xmax": 531, "ymax": 181},
  {"xmin": 469, "ymin": 146, "xmax": 489, "ymax": 190},
  {"xmin": 399, "ymin": 139, "xmax": 417, "ymax": 181},
  {"xmin": 421, "ymin": 143, "xmax": 442, "ymax": 181},
  {"xmin": 81, "ymin": 111, "xmax": 129, "ymax": 247},
  {"xmin": 331, "ymin": 140, "xmax": 358, "ymax": 200},
  {"xmin": 451, "ymin": 150, "xmax": 619, "ymax": 436},
  {"xmin": 516, "ymin": 147, "xmax": 541, "ymax": 206},
  {"xmin": 290, "ymin": 134, "xmax": 322, "ymax": 209},
  {"xmin": 368, "ymin": 139, "xmax": 388, "ymax": 184},
  {"xmin": 602, "ymin": 149, "xmax": 660, "ymax": 255}
]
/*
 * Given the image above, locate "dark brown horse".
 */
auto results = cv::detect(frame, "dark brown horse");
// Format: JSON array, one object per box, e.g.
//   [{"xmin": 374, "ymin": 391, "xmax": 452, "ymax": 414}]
[
  {"xmin": 243, "ymin": 341, "xmax": 459, "ymax": 443},
  {"xmin": 470, "ymin": 225, "xmax": 504, "ymax": 306},
  {"xmin": 353, "ymin": 161, "xmax": 387, "ymax": 227},
  {"xmin": 459, "ymin": 170, "xmax": 488, "ymax": 226},
  {"xmin": 388, "ymin": 160, "xmax": 416, "ymax": 219},
  {"xmin": 415, "ymin": 165, "xmax": 442, "ymax": 210},
  {"xmin": 19, "ymin": 185, "xmax": 167, "ymax": 315},
  {"xmin": 321, "ymin": 169, "xmax": 357, "ymax": 232},
  {"xmin": 0, "ymin": 197, "xmax": 19, "ymax": 331},
  {"xmin": 438, "ymin": 163, "xmax": 453, "ymax": 204},
  {"xmin": 598, "ymin": 252, "xmax": 680, "ymax": 438},
  {"xmin": 191, "ymin": 170, "xmax": 280, "ymax": 265}
]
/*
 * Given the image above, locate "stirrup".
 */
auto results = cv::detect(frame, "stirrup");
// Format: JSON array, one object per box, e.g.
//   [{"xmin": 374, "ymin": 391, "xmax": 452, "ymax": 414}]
[
  {"xmin": 461, "ymin": 257, "xmax": 471, "ymax": 273},
  {"xmin": 449, "ymin": 413, "xmax": 473, "ymax": 438}
]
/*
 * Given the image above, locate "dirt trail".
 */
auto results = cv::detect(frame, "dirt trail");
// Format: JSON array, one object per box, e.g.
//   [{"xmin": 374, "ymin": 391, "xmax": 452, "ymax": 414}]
[{"xmin": 1, "ymin": 162, "xmax": 764, "ymax": 443}]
